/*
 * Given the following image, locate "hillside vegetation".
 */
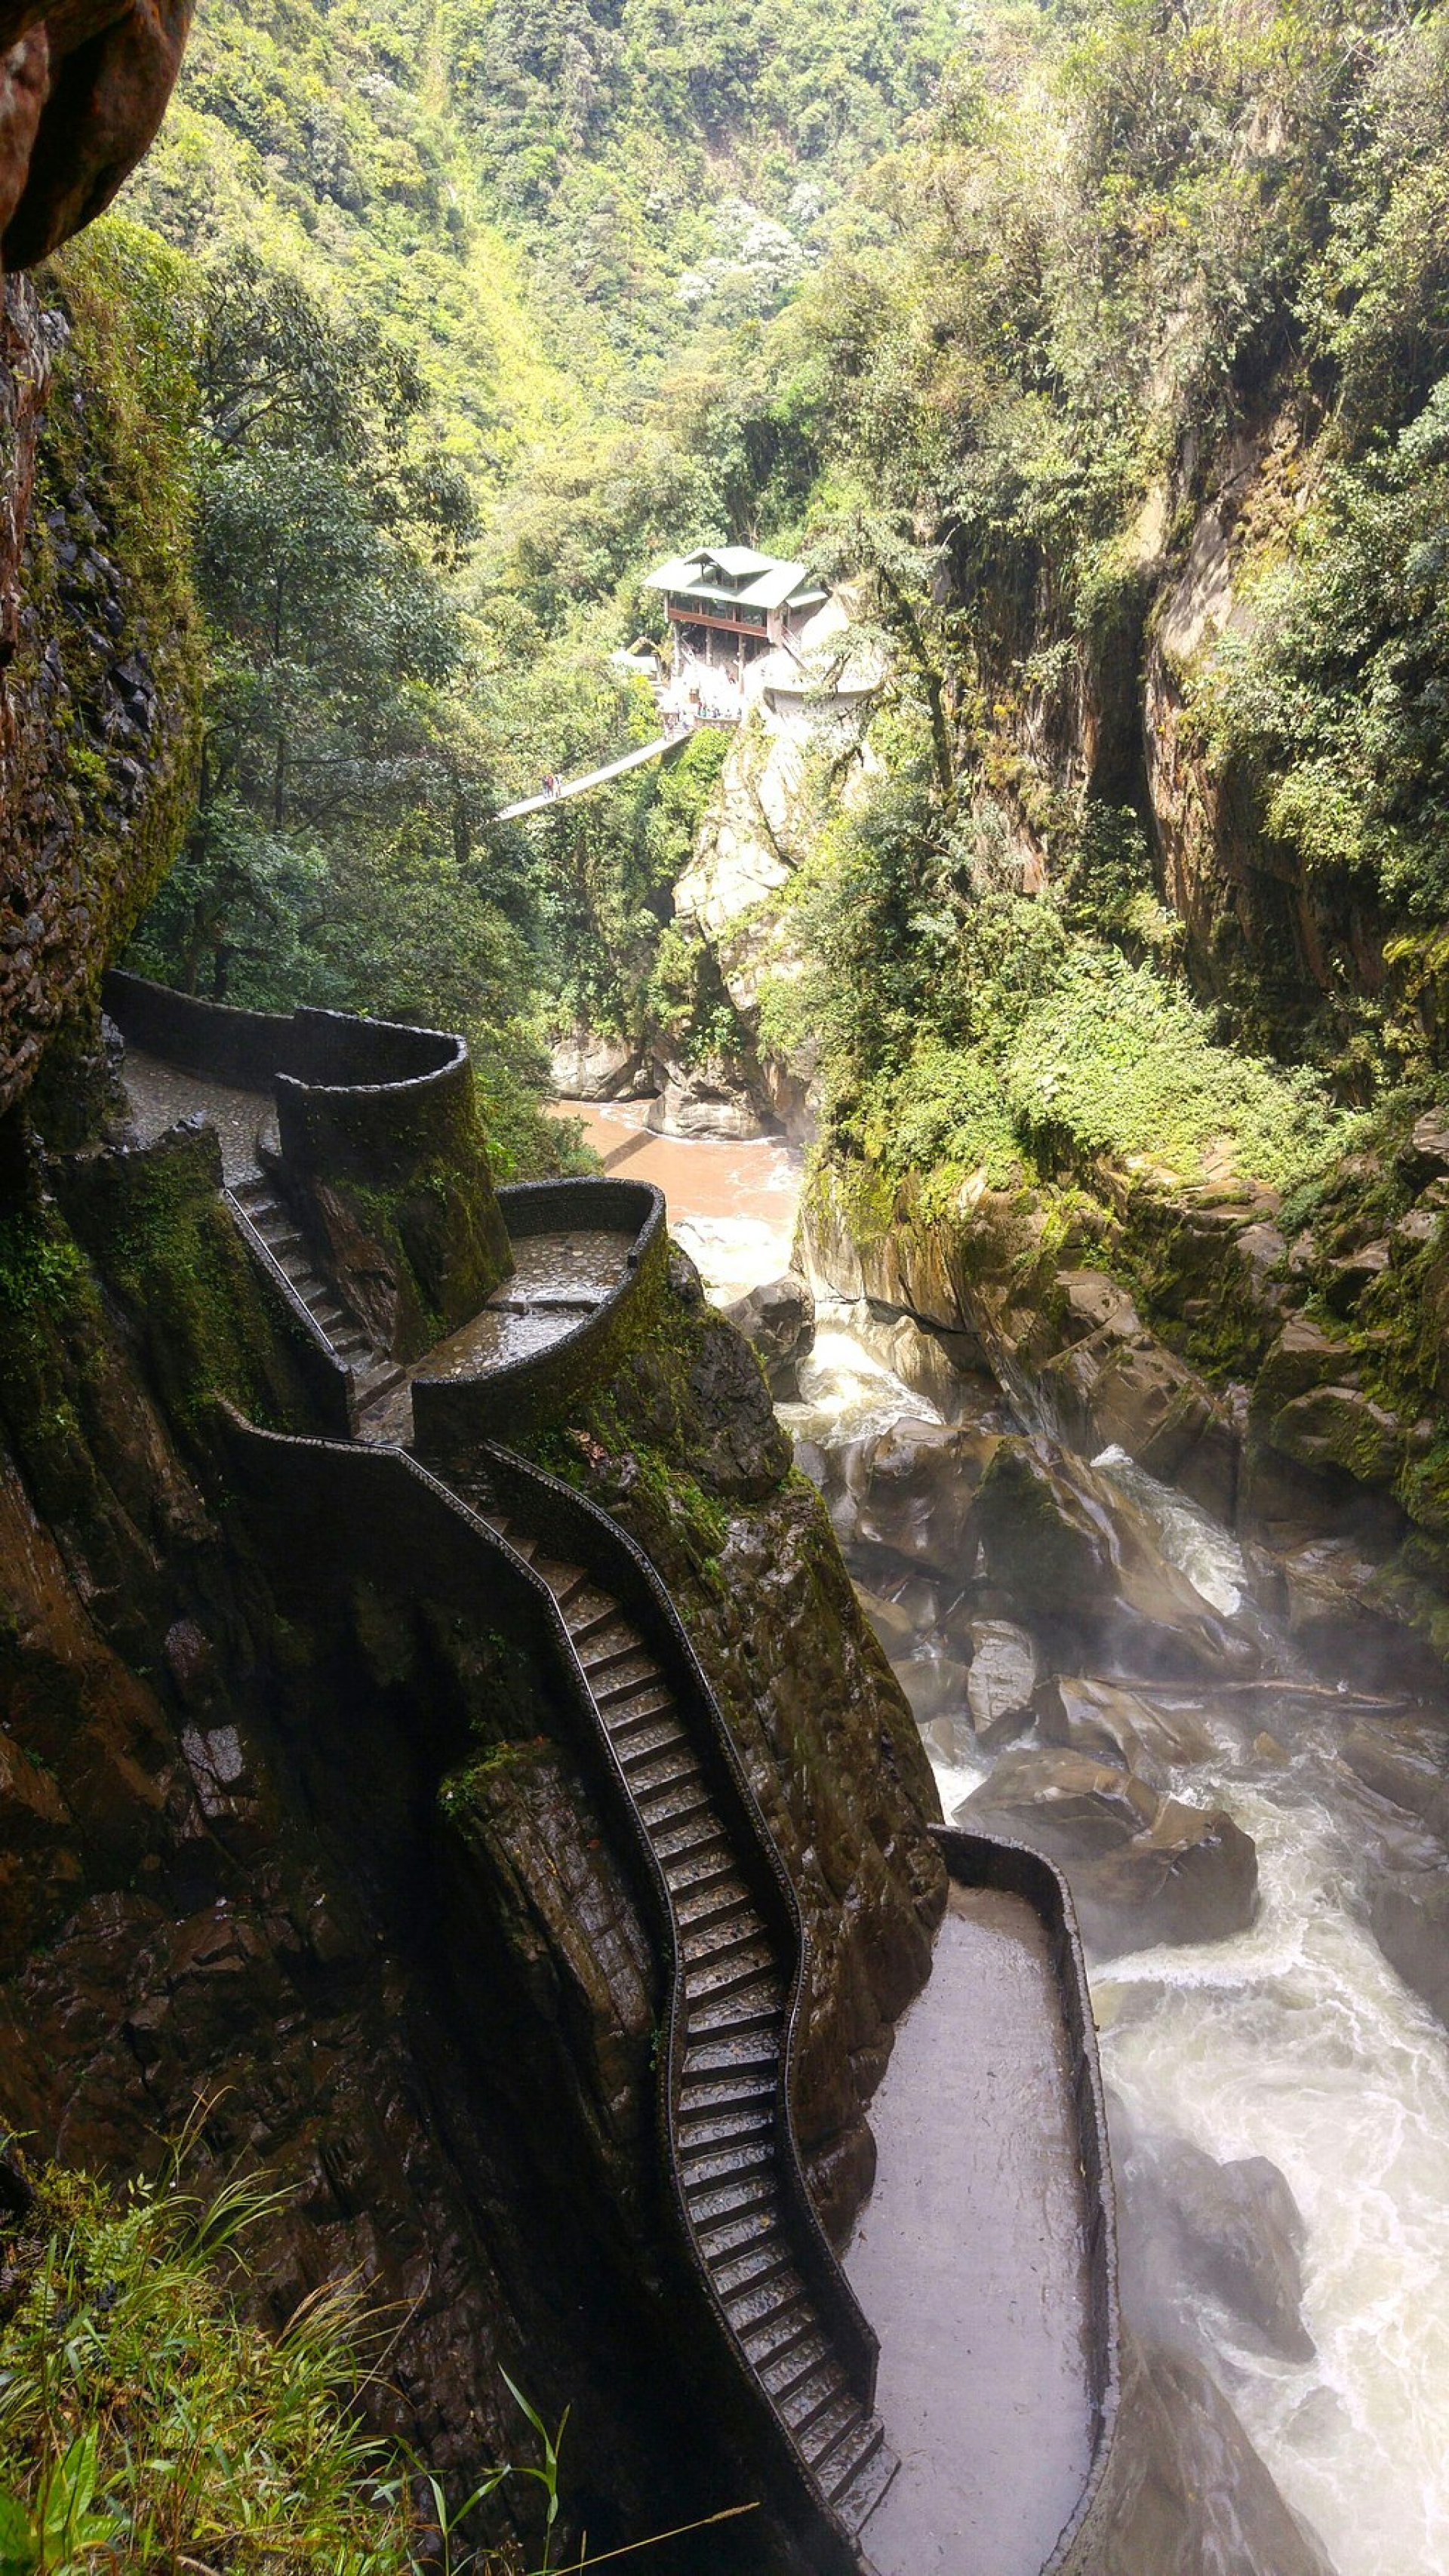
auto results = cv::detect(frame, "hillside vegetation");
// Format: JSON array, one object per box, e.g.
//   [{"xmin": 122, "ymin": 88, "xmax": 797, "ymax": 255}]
[{"xmin": 93, "ymin": 0, "xmax": 1449, "ymax": 1199}]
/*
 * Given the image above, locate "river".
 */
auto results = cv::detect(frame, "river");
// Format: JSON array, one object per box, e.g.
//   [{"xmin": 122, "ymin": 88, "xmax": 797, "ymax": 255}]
[{"xmin": 561, "ymin": 1104, "xmax": 1449, "ymax": 2576}]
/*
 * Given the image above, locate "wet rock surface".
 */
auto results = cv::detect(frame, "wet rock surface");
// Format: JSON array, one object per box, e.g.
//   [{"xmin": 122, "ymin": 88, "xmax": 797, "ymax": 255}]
[
  {"xmin": 1111, "ymin": 2104, "xmax": 1315, "ymax": 2365},
  {"xmin": 1099, "ymin": 2331, "xmax": 1337, "ymax": 2576},
  {"xmin": 721, "ymin": 1266, "xmax": 814, "ymax": 1397}
]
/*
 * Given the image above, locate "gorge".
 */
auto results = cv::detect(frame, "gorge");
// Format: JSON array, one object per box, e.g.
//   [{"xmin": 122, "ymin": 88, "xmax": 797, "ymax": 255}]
[{"xmin": 5, "ymin": 2, "xmax": 1449, "ymax": 2572}]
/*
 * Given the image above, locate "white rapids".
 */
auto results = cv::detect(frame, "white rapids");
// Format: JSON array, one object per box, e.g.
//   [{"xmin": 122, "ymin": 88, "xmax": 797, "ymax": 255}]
[
  {"xmin": 582, "ymin": 1106, "xmax": 1449, "ymax": 2576},
  {"xmin": 803, "ymin": 1331, "xmax": 1449, "ymax": 2576}
]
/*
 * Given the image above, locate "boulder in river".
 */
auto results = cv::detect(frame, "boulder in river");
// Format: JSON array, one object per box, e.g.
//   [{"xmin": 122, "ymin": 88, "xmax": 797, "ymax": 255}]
[
  {"xmin": 965, "ymin": 1619, "xmax": 1038, "ymax": 1747},
  {"xmin": 834, "ymin": 1417, "xmax": 998, "ymax": 1577},
  {"xmin": 1111, "ymin": 2104, "xmax": 1315, "ymax": 2363},
  {"xmin": 955, "ymin": 1747, "xmax": 1259, "ymax": 1954},
  {"xmin": 973, "ymin": 1438, "xmax": 1257, "ymax": 1677},
  {"xmin": 1034, "ymin": 1676, "xmax": 1217, "ymax": 1789},
  {"xmin": 1097, "ymin": 2330, "xmax": 1337, "ymax": 2576},
  {"xmin": 722, "ymin": 1270, "xmax": 814, "ymax": 1398},
  {"xmin": 1367, "ymin": 1867, "xmax": 1449, "ymax": 2029}
]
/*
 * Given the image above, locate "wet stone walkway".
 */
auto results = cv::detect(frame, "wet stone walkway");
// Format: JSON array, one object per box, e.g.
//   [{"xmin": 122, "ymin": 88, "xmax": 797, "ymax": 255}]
[
  {"xmin": 122, "ymin": 1048, "xmax": 275, "ymax": 1181},
  {"xmin": 846, "ymin": 1882, "xmax": 1096, "ymax": 2576},
  {"xmin": 357, "ymin": 1228, "xmax": 636, "ymax": 1444}
]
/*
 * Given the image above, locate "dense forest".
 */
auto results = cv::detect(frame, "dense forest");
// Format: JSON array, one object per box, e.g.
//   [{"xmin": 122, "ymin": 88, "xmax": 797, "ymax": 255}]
[{"xmin": 80, "ymin": 0, "xmax": 1449, "ymax": 1208}]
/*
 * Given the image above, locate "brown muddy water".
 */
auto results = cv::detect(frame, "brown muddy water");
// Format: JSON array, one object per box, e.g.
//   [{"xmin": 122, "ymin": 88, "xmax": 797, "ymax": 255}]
[{"xmin": 554, "ymin": 1099, "xmax": 802, "ymax": 1301}]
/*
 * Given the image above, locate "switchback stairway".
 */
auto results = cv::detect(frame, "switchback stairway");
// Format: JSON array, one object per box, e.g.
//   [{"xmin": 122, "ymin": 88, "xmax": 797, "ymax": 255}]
[
  {"xmin": 467, "ymin": 1481, "xmax": 899, "ymax": 2544},
  {"xmin": 226, "ymin": 1171, "xmax": 403, "ymax": 1419}
]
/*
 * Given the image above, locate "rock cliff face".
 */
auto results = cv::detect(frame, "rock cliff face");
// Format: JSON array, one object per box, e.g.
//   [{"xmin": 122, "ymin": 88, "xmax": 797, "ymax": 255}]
[
  {"xmin": 0, "ymin": 0, "xmax": 193, "ymax": 272},
  {"xmin": 0, "ymin": 238, "xmax": 200, "ymax": 1125},
  {"xmin": 0, "ymin": 1113, "xmax": 942, "ymax": 2557},
  {"xmin": 800, "ymin": 1128, "xmax": 1449, "ymax": 1684}
]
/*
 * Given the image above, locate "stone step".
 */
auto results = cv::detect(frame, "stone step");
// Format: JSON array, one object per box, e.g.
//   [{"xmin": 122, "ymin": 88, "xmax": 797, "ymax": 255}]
[
  {"xmin": 761, "ymin": 2339, "xmax": 838, "ymax": 2411},
  {"xmin": 675, "ymin": 1876, "xmax": 752, "ymax": 1930},
  {"xmin": 605, "ymin": 1686, "xmax": 678, "ymax": 1736},
  {"xmin": 681, "ymin": 2030, "xmax": 778, "ymax": 2081},
  {"xmin": 719, "ymin": 2263, "xmax": 808, "ymax": 2334},
  {"xmin": 795, "ymin": 2385, "xmax": 860, "ymax": 2463},
  {"xmin": 609, "ymin": 1715, "xmax": 687, "ymax": 1765},
  {"xmin": 568, "ymin": 1600, "xmax": 627, "ymax": 1647},
  {"xmin": 686, "ymin": 2171, "xmax": 778, "ymax": 2236},
  {"xmin": 576, "ymin": 1620, "xmax": 644, "ymax": 1671},
  {"xmin": 635, "ymin": 1778, "xmax": 712, "ymax": 1833},
  {"xmin": 712, "ymin": 2236, "xmax": 798, "ymax": 2304},
  {"xmin": 531, "ymin": 1556, "xmax": 588, "ymax": 1603},
  {"xmin": 681, "ymin": 1911, "xmax": 768, "ymax": 1968},
  {"xmin": 591, "ymin": 1654, "xmax": 665, "ymax": 1704},
  {"xmin": 562, "ymin": 1583, "xmax": 616, "ymax": 1631},
  {"xmin": 829, "ymin": 2425, "xmax": 897, "ymax": 2527},
  {"xmin": 683, "ymin": 1940, "xmax": 777, "ymax": 2002},
  {"xmin": 662, "ymin": 1838, "xmax": 738, "ymax": 1890},
  {"xmin": 625, "ymin": 1746, "xmax": 702, "ymax": 1798},
  {"xmin": 774, "ymin": 2355, "xmax": 844, "ymax": 2430},
  {"xmin": 677, "ymin": 2136, "xmax": 774, "ymax": 2188},
  {"xmin": 685, "ymin": 1972, "xmax": 783, "ymax": 2036},
  {"xmin": 677, "ymin": 2104, "xmax": 774, "ymax": 2158},
  {"xmin": 676, "ymin": 2069, "xmax": 776, "ymax": 2120},
  {"xmin": 801, "ymin": 2391, "xmax": 869, "ymax": 2476},
  {"xmin": 738, "ymin": 2296, "xmax": 816, "ymax": 2369}
]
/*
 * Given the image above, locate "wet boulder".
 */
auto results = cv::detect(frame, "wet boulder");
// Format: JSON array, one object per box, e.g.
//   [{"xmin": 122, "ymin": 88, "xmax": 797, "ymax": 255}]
[
  {"xmin": 955, "ymin": 1748, "xmax": 1258, "ymax": 1954},
  {"xmin": 722, "ymin": 1270, "xmax": 814, "ymax": 1399},
  {"xmin": 965, "ymin": 1620, "xmax": 1038, "ymax": 1747},
  {"xmin": 973, "ymin": 1439, "xmax": 1256, "ymax": 1677},
  {"xmin": 1098, "ymin": 2331, "xmax": 1336, "ymax": 2576},
  {"xmin": 955, "ymin": 1747, "xmax": 1159, "ymax": 1857},
  {"xmin": 972, "ymin": 1440, "xmax": 1115, "ymax": 1615},
  {"xmin": 1337, "ymin": 1725, "xmax": 1449, "ymax": 1840},
  {"xmin": 1111, "ymin": 2108, "xmax": 1315, "ymax": 2363},
  {"xmin": 1083, "ymin": 1798, "xmax": 1259, "ymax": 1955},
  {"xmin": 837, "ymin": 1417, "xmax": 998, "ymax": 1577},
  {"xmin": 891, "ymin": 1652, "xmax": 971, "ymax": 1731},
  {"xmin": 1034, "ymin": 1676, "xmax": 1217, "ymax": 1790},
  {"xmin": 1367, "ymin": 1867, "xmax": 1449, "ymax": 2029},
  {"xmin": 1269, "ymin": 1384, "xmax": 1404, "ymax": 1489}
]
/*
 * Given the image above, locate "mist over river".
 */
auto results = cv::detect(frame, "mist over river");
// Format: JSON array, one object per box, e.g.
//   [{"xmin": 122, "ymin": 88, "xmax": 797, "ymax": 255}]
[{"xmin": 589, "ymin": 1109, "xmax": 1449, "ymax": 2576}]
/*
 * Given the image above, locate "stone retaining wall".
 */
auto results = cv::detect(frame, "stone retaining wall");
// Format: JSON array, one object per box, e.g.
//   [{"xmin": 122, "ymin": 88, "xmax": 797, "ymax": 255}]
[{"xmin": 411, "ymin": 1180, "xmax": 670, "ymax": 1457}]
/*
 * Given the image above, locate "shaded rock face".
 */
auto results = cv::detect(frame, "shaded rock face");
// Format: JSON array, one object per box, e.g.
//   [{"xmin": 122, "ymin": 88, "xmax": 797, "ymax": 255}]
[
  {"xmin": 549, "ymin": 1026, "xmax": 656, "ymax": 1101},
  {"xmin": 645, "ymin": 1054, "xmax": 774, "ymax": 1140},
  {"xmin": 801, "ymin": 1143, "xmax": 1449, "ymax": 1682},
  {"xmin": 0, "ymin": 0, "xmax": 194, "ymax": 273},
  {"xmin": 0, "ymin": 1129, "xmax": 941, "ymax": 2556}
]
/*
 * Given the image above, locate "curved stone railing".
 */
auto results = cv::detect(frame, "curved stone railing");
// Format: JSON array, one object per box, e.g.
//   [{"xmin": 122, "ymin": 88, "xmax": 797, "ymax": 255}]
[
  {"xmin": 221, "ymin": 1411, "xmax": 891, "ymax": 2571},
  {"xmin": 934, "ymin": 1827, "xmax": 1120, "ymax": 2575},
  {"xmin": 411, "ymin": 1179, "xmax": 670, "ymax": 1454},
  {"xmin": 103, "ymin": 968, "xmax": 471, "ymax": 1176}
]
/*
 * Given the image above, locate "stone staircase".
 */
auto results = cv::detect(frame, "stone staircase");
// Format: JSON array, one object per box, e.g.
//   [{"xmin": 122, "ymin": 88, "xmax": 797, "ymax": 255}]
[
  {"xmin": 475, "ymin": 1496, "xmax": 898, "ymax": 2547},
  {"xmin": 229, "ymin": 1171, "xmax": 401, "ymax": 1414}
]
